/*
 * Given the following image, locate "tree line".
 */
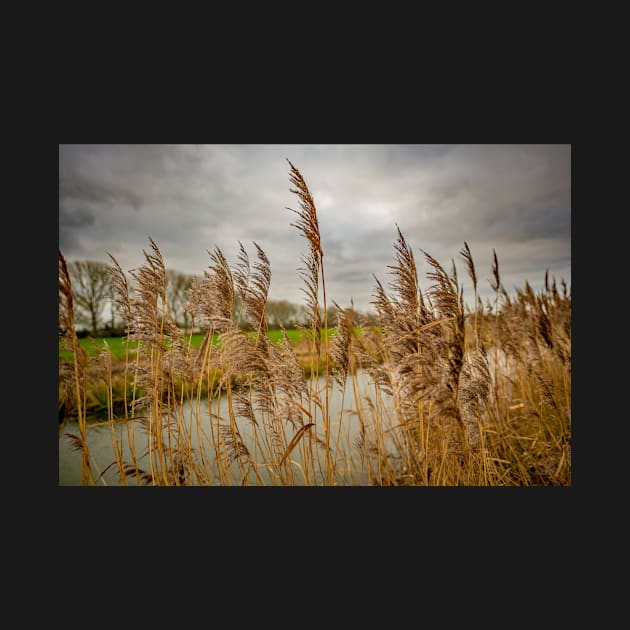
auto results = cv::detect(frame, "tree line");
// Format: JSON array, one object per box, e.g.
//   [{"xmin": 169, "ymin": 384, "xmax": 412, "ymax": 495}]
[{"xmin": 63, "ymin": 260, "xmax": 376, "ymax": 337}]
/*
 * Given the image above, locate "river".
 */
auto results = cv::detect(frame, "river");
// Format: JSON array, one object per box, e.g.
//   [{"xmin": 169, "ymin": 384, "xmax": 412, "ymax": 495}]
[{"xmin": 58, "ymin": 370, "xmax": 394, "ymax": 486}]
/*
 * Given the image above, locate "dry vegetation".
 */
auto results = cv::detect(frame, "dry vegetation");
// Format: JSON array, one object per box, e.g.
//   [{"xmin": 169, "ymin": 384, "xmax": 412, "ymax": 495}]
[{"xmin": 59, "ymin": 161, "xmax": 571, "ymax": 486}]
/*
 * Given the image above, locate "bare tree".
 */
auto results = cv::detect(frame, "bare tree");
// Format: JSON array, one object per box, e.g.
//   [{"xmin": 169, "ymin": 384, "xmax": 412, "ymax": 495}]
[
  {"xmin": 68, "ymin": 260, "xmax": 112, "ymax": 335},
  {"xmin": 266, "ymin": 299, "xmax": 300, "ymax": 328},
  {"xmin": 166, "ymin": 270, "xmax": 195, "ymax": 331}
]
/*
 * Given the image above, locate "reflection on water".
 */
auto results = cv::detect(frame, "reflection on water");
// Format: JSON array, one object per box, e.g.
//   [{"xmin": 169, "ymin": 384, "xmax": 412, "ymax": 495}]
[{"xmin": 58, "ymin": 371, "xmax": 392, "ymax": 486}]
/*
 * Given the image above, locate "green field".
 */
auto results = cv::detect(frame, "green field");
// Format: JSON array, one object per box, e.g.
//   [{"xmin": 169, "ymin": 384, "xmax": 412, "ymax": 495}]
[{"xmin": 59, "ymin": 328, "xmax": 335, "ymax": 361}]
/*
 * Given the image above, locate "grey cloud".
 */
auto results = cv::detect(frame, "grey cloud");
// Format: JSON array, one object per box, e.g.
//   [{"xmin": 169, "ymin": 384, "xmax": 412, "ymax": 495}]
[
  {"xmin": 60, "ymin": 144, "xmax": 200, "ymax": 209},
  {"xmin": 59, "ymin": 225, "xmax": 82, "ymax": 253},
  {"xmin": 59, "ymin": 205, "xmax": 95, "ymax": 229},
  {"xmin": 59, "ymin": 204, "xmax": 95, "ymax": 254},
  {"xmin": 58, "ymin": 144, "xmax": 570, "ymax": 312}
]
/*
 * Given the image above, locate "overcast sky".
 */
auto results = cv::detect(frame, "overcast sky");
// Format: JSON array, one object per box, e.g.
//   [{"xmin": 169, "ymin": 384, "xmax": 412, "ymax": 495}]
[{"xmin": 59, "ymin": 144, "xmax": 571, "ymax": 312}]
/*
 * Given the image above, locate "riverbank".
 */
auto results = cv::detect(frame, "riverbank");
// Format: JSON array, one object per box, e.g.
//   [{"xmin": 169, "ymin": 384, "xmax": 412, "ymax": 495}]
[{"xmin": 58, "ymin": 331, "xmax": 367, "ymax": 423}]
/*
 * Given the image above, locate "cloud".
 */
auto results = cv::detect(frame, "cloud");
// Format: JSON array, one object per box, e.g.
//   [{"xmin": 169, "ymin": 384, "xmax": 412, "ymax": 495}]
[{"xmin": 58, "ymin": 144, "xmax": 570, "ymax": 311}]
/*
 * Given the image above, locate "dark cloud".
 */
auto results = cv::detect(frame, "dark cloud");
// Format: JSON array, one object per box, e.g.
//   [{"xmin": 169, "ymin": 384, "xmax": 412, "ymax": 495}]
[
  {"xmin": 58, "ymin": 144, "xmax": 570, "ymax": 311},
  {"xmin": 59, "ymin": 205, "xmax": 95, "ymax": 229},
  {"xmin": 58, "ymin": 205, "xmax": 95, "ymax": 253}
]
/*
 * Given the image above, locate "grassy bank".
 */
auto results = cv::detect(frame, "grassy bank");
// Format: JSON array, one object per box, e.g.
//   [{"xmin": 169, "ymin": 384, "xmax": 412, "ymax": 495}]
[
  {"xmin": 58, "ymin": 327, "xmax": 365, "ymax": 422},
  {"xmin": 58, "ymin": 328, "xmax": 337, "ymax": 361}
]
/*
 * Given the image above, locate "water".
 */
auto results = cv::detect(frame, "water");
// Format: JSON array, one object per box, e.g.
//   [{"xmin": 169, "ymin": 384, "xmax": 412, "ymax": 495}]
[{"xmin": 58, "ymin": 371, "xmax": 393, "ymax": 486}]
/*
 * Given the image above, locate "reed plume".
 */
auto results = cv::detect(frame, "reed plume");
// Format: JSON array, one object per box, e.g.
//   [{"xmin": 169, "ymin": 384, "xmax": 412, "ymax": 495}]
[
  {"xmin": 242, "ymin": 242, "xmax": 271, "ymax": 346},
  {"xmin": 59, "ymin": 251, "xmax": 93, "ymax": 484},
  {"xmin": 106, "ymin": 253, "xmax": 132, "ymax": 335},
  {"xmin": 287, "ymin": 158, "xmax": 332, "ymax": 482},
  {"xmin": 330, "ymin": 301, "xmax": 354, "ymax": 388}
]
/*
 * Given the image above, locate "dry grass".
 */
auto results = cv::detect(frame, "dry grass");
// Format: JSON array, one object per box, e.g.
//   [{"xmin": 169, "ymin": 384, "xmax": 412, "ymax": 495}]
[{"xmin": 59, "ymin": 163, "xmax": 571, "ymax": 486}]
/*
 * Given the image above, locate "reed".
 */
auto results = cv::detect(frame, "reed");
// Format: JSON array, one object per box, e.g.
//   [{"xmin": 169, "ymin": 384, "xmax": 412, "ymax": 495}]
[{"xmin": 58, "ymin": 163, "xmax": 571, "ymax": 486}]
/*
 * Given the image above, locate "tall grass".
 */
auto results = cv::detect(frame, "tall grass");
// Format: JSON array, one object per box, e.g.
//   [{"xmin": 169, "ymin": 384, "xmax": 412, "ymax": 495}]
[{"xmin": 59, "ymin": 163, "xmax": 571, "ymax": 486}]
